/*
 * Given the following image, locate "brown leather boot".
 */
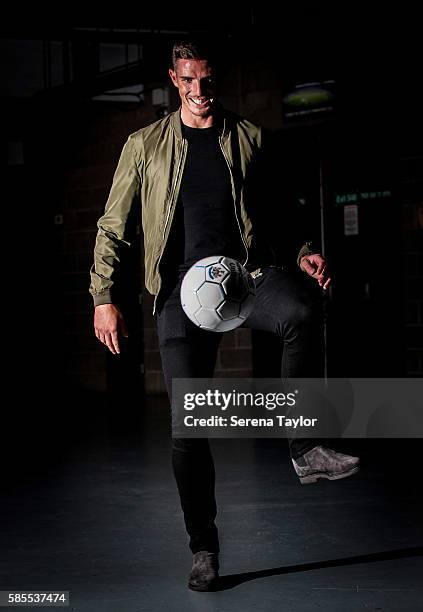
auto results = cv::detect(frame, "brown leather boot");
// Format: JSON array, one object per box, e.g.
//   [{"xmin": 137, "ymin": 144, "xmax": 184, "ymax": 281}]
[{"xmin": 188, "ymin": 551, "xmax": 219, "ymax": 591}]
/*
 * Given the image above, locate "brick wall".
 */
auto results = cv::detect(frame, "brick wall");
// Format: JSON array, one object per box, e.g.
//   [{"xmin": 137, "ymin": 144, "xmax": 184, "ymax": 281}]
[
  {"xmin": 61, "ymin": 61, "xmax": 284, "ymax": 395},
  {"xmin": 58, "ymin": 88, "xmax": 423, "ymax": 393},
  {"xmin": 61, "ymin": 100, "xmax": 158, "ymax": 391},
  {"xmin": 61, "ymin": 95, "xmax": 258, "ymax": 395}
]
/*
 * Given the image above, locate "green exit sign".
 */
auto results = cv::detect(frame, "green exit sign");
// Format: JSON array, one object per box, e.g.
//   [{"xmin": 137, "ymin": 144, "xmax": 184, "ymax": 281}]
[{"xmin": 335, "ymin": 190, "xmax": 391, "ymax": 205}]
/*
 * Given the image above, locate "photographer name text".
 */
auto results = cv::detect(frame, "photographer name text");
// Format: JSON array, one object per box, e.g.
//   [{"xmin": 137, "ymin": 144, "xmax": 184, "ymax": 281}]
[{"xmin": 184, "ymin": 415, "xmax": 317, "ymax": 428}]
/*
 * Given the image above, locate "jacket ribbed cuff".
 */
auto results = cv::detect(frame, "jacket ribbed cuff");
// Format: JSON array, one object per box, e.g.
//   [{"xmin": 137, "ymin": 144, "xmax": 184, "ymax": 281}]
[
  {"xmin": 92, "ymin": 291, "xmax": 113, "ymax": 307},
  {"xmin": 297, "ymin": 242, "xmax": 314, "ymax": 267}
]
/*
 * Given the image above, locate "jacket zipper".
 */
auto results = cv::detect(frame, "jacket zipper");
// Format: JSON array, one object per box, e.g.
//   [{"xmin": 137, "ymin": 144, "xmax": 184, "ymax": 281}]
[
  {"xmin": 218, "ymin": 136, "xmax": 249, "ymax": 267},
  {"xmin": 153, "ymin": 139, "xmax": 188, "ymax": 315}
]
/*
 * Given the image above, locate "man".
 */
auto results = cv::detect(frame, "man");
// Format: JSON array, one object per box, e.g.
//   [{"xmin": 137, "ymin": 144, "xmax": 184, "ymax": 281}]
[{"xmin": 90, "ymin": 38, "xmax": 359, "ymax": 591}]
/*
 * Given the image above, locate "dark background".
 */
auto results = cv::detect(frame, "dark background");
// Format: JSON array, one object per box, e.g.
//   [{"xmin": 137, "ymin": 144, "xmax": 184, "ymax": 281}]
[
  {"xmin": 1, "ymin": 12, "xmax": 423, "ymax": 611},
  {"xmin": 1, "ymin": 12, "xmax": 422, "ymax": 471}
]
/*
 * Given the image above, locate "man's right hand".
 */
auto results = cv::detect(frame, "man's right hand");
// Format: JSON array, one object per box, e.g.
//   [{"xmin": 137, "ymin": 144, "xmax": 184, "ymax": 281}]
[{"xmin": 94, "ymin": 304, "xmax": 128, "ymax": 355}]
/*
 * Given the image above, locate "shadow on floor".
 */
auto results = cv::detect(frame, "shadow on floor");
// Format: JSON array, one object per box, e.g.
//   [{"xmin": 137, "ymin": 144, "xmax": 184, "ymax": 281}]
[{"xmin": 216, "ymin": 545, "xmax": 423, "ymax": 591}]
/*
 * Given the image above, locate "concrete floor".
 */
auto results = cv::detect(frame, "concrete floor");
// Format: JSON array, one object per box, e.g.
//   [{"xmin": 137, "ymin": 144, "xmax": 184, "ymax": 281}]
[{"xmin": 1, "ymin": 393, "xmax": 423, "ymax": 611}]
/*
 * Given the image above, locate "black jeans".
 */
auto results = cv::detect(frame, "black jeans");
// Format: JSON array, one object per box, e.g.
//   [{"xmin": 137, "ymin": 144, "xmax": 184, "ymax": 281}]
[{"xmin": 157, "ymin": 265, "xmax": 325, "ymax": 553}]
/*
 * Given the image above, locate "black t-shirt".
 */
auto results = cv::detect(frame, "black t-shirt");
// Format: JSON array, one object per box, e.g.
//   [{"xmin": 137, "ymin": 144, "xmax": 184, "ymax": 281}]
[{"xmin": 161, "ymin": 123, "xmax": 245, "ymax": 279}]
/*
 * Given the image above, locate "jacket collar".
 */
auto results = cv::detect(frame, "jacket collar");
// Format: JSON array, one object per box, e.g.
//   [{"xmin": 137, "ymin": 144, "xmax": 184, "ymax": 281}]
[{"xmin": 171, "ymin": 104, "xmax": 230, "ymax": 140}]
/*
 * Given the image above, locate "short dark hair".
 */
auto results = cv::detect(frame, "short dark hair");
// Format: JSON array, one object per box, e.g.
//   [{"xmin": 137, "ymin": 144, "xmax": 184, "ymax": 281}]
[{"xmin": 171, "ymin": 37, "xmax": 219, "ymax": 70}]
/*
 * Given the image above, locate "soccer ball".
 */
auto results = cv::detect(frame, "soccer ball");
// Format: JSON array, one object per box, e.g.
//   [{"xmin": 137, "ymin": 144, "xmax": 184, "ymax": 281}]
[{"xmin": 180, "ymin": 256, "xmax": 256, "ymax": 332}]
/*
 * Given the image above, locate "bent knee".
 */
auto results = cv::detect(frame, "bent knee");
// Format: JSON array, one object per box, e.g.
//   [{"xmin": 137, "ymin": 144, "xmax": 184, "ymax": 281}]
[
  {"xmin": 280, "ymin": 301, "xmax": 315, "ymax": 336},
  {"xmin": 294, "ymin": 302, "xmax": 314, "ymax": 327}
]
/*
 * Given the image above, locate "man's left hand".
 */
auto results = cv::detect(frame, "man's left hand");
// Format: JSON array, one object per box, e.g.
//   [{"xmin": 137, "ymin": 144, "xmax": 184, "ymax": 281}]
[{"xmin": 300, "ymin": 253, "xmax": 331, "ymax": 290}]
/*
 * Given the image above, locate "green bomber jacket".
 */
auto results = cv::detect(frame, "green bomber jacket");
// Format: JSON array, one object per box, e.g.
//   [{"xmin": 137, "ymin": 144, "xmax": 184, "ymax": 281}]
[{"xmin": 89, "ymin": 107, "xmax": 313, "ymax": 312}]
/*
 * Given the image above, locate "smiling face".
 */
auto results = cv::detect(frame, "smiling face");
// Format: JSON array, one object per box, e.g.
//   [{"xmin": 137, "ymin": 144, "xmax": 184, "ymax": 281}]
[{"xmin": 168, "ymin": 59, "xmax": 217, "ymax": 128}]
